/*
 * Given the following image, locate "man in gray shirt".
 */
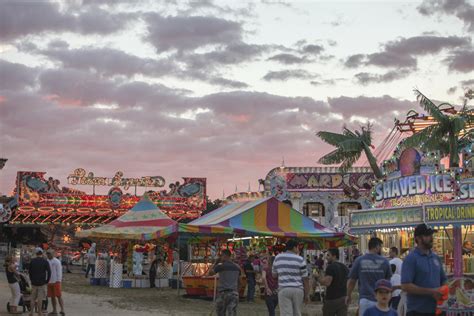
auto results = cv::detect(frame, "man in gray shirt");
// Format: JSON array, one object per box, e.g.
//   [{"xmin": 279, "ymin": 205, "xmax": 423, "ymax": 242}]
[
  {"xmin": 347, "ymin": 237, "xmax": 392, "ymax": 316},
  {"xmin": 209, "ymin": 249, "xmax": 242, "ymax": 316}
]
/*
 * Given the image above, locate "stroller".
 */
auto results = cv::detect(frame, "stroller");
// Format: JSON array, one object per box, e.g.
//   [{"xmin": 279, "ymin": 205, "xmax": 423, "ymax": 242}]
[{"xmin": 6, "ymin": 273, "xmax": 48, "ymax": 313}]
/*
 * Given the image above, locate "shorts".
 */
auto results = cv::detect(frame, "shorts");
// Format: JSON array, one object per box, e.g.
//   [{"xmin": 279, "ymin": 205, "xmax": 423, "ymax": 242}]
[
  {"xmin": 48, "ymin": 282, "xmax": 62, "ymax": 297},
  {"xmin": 31, "ymin": 285, "xmax": 47, "ymax": 303}
]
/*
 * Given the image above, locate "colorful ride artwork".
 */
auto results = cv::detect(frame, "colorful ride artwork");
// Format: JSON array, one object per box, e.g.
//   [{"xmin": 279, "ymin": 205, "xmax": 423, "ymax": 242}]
[{"xmin": 9, "ymin": 169, "xmax": 206, "ymax": 224}]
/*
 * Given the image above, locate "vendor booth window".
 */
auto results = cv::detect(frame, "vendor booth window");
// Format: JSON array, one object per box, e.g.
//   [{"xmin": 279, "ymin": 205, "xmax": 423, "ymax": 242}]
[
  {"xmin": 337, "ymin": 202, "xmax": 362, "ymax": 216},
  {"xmin": 303, "ymin": 202, "xmax": 325, "ymax": 218}
]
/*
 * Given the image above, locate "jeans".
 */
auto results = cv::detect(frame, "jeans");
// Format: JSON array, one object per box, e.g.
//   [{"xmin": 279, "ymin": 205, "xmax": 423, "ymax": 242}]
[
  {"xmin": 247, "ymin": 278, "xmax": 256, "ymax": 302},
  {"xmin": 391, "ymin": 296, "xmax": 401, "ymax": 310},
  {"xmin": 85, "ymin": 263, "xmax": 95, "ymax": 278},
  {"xmin": 278, "ymin": 287, "xmax": 304, "ymax": 316},
  {"xmin": 264, "ymin": 294, "xmax": 278, "ymax": 316},
  {"xmin": 323, "ymin": 296, "xmax": 348, "ymax": 316},
  {"xmin": 358, "ymin": 298, "xmax": 376, "ymax": 316},
  {"xmin": 216, "ymin": 290, "xmax": 239, "ymax": 316},
  {"xmin": 406, "ymin": 312, "xmax": 436, "ymax": 316}
]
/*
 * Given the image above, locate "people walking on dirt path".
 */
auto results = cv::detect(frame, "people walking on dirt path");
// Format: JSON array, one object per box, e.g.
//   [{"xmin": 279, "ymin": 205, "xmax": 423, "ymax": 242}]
[
  {"xmin": 401, "ymin": 224, "xmax": 447, "ymax": 316},
  {"xmin": 262, "ymin": 256, "xmax": 278, "ymax": 316},
  {"xmin": 5, "ymin": 255, "xmax": 22, "ymax": 314},
  {"xmin": 29, "ymin": 247, "xmax": 51, "ymax": 316},
  {"xmin": 347, "ymin": 237, "xmax": 392, "ymax": 316},
  {"xmin": 272, "ymin": 239, "xmax": 310, "ymax": 316},
  {"xmin": 209, "ymin": 249, "xmax": 242, "ymax": 316},
  {"xmin": 243, "ymin": 255, "xmax": 256, "ymax": 303},
  {"xmin": 318, "ymin": 248, "xmax": 349, "ymax": 316},
  {"xmin": 47, "ymin": 249, "xmax": 65, "ymax": 316}
]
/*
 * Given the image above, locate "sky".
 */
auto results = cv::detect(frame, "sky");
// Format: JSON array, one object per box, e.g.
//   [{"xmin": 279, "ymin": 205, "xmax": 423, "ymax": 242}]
[{"xmin": 0, "ymin": 0, "xmax": 473, "ymax": 199}]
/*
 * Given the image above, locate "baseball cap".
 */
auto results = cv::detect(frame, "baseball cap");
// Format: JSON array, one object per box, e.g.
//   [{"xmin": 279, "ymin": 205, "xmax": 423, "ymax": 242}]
[
  {"xmin": 414, "ymin": 223, "xmax": 437, "ymax": 237},
  {"xmin": 35, "ymin": 247, "xmax": 44, "ymax": 254},
  {"xmin": 375, "ymin": 279, "xmax": 393, "ymax": 292},
  {"xmin": 46, "ymin": 249, "xmax": 55, "ymax": 255}
]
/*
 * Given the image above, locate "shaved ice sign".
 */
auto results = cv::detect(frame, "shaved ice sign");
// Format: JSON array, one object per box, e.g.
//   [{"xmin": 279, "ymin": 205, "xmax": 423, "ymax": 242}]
[{"xmin": 374, "ymin": 148, "xmax": 453, "ymax": 208}]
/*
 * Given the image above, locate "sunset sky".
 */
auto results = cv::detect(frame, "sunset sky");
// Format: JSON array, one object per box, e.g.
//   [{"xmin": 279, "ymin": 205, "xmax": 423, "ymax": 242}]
[{"xmin": 0, "ymin": 0, "xmax": 473, "ymax": 198}]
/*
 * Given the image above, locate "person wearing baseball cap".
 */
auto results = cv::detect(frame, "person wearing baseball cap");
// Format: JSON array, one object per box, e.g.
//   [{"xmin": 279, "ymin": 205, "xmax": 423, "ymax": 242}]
[
  {"xmin": 401, "ymin": 223, "xmax": 447, "ymax": 316},
  {"xmin": 29, "ymin": 247, "xmax": 51, "ymax": 316},
  {"xmin": 363, "ymin": 280, "xmax": 397, "ymax": 316}
]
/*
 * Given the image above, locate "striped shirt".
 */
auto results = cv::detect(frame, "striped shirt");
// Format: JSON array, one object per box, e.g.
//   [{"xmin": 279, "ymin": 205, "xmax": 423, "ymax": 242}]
[{"xmin": 272, "ymin": 252, "xmax": 308, "ymax": 289}]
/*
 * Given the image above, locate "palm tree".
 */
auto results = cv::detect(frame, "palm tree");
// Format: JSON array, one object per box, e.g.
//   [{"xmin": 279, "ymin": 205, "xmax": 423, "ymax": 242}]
[
  {"xmin": 316, "ymin": 123, "xmax": 383, "ymax": 179},
  {"xmin": 403, "ymin": 89, "xmax": 473, "ymax": 168}
]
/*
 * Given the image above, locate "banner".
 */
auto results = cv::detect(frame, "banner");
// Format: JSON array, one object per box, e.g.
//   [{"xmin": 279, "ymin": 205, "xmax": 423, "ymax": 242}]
[
  {"xmin": 424, "ymin": 202, "xmax": 474, "ymax": 225},
  {"xmin": 350, "ymin": 206, "xmax": 423, "ymax": 229}
]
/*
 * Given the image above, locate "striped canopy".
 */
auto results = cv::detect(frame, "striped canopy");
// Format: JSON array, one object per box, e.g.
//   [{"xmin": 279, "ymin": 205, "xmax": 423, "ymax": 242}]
[
  {"xmin": 187, "ymin": 197, "xmax": 348, "ymax": 243},
  {"xmin": 76, "ymin": 195, "xmax": 177, "ymax": 241}
]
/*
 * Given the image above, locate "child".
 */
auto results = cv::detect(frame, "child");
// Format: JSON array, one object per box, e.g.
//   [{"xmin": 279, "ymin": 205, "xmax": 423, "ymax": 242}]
[
  {"xmin": 363, "ymin": 279, "xmax": 397, "ymax": 316},
  {"xmin": 389, "ymin": 264, "xmax": 402, "ymax": 310}
]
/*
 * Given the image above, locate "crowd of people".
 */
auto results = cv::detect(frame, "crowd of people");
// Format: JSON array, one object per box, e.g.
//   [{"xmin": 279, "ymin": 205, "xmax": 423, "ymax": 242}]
[
  {"xmin": 5, "ymin": 247, "xmax": 65, "ymax": 315},
  {"xmin": 2, "ymin": 222, "xmax": 451, "ymax": 316},
  {"xmin": 211, "ymin": 223, "xmax": 448, "ymax": 316}
]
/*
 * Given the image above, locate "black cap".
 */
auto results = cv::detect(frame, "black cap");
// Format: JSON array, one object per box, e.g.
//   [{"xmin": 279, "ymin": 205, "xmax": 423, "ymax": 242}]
[{"xmin": 414, "ymin": 223, "xmax": 437, "ymax": 237}]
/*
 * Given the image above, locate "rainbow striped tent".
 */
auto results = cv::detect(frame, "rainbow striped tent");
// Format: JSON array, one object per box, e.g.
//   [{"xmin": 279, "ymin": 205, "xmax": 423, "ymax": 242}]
[
  {"xmin": 76, "ymin": 195, "xmax": 178, "ymax": 241},
  {"xmin": 184, "ymin": 197, "xmax": 350, "ymax": 246}
]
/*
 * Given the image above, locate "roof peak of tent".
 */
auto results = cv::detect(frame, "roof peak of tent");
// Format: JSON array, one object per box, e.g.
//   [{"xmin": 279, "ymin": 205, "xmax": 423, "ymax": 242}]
[{"xmin": 131, "ymin": 194, "xmax": 160, "ymax": 212}]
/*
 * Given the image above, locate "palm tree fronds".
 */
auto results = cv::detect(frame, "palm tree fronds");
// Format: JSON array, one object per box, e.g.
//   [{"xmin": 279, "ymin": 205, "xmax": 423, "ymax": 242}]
[
  {"xmin": 316, "ymin": 131, "xmax": 354, "ymax": 147},
  {"xmin": 414, "ymin": 89, "xmax": 449, "ymax": 124},
  {"xmin": 318, "ymin": 149, "xmax": 347, "ymax": 165}
]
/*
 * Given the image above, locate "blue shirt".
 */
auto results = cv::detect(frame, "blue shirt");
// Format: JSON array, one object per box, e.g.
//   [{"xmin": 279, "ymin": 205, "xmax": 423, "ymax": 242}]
[
  {"xmin": 363, "ymin": 306, "xmax": 397, "ymax": 316},
  {"xmin": 401, "ymin": 248, "xmax": 447, "ymax": 313},
  {"xmin": 348, "ymin": 253, "xmax": 392, "ymax": 301}
]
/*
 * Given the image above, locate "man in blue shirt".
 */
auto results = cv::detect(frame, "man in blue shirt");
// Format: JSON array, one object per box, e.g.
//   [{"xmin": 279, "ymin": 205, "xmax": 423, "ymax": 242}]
[
  {"xmin": 401, "ymin": 224, "xmax": 447, "ymax": 316},
  {"xmin": 347, "ymin": 237, "xmax": 392, "ymax": 316}
]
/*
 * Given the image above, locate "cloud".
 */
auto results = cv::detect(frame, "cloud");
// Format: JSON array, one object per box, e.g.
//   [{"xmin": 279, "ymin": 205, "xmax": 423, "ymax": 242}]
[
  {"xmin": 328, "ymin": 95, "xmax": 415, "ymax": 120},
  {"xmin": 355, "ymin": 69, "xmax": 411, "ymax": 85},
  {"xmin": 418, "ymin": 0, "xmax": 474, "ymax": 32},
  {"xmin": 267, "ymin": 53, "xmax": 309, "ymax": 64},
  {"xmin": 444, "ymin": 50, "xmax": 474, "ymax": 73},
  {"xmin": 447, "ymin": 86, "xmax": 457, "ymax": 94},
  {"xmin": 145, "ymin": 13, "xmax": 243, "ymax": 52},
  {"xmin": 0, "ymin": 2, "xmax": 131, "ymax": 41},
  {"xmin": 182, "ymin": 43, "xmax": 269, "ymax": 70},
  {"xmin": 262, "ymin": 69, "xmax": 319, "ymax": 81},
  {"xmin": 208, "ymin": 77, "xmax": 249, "ymax": 88},
  {"xmin": 345, "ymin": 35, "xmax": 471, "ymax": 69},
  {"xmin": 38, "ymin": 46, "xmax": 176, "ymax": 78},
  {"xmin": 461, "ymin": 79, "xmax": 474, "ymax": 87},
  {"xmin": 0, "ymin": 60, "xmax": 37, "ymax": 90},
  {"xmin": 301, "ymin": 44, "xmax": 324, "ymax": 55}
]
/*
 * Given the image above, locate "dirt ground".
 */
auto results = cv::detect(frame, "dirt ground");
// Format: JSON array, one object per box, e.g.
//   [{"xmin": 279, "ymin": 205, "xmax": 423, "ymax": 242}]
[{"xmin": 1, "ymin": 271, "xmax": 357, "ymax": 316}]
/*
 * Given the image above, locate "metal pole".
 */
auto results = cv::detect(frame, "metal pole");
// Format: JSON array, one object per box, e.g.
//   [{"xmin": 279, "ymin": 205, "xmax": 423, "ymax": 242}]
[{"xmin": 177, "ymin": 236, "xmax": 180, "ymax": 296}]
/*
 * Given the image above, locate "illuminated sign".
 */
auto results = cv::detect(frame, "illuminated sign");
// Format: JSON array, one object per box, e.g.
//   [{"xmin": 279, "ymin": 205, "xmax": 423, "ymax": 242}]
[
  {"xmin": 424, "ymin": 202, "xmax": 474, "ymax": 224},
  {"xmin": 350, "ymin": 206, "xmax": 423, "ymax": 229},
  {"xmin": 374, "ymin": 174, "xmax": 453, "ymax": 201},
  {"xmin": 67, "ymin": 168, "xmax": 165, "ymax": 190},
  {"xmin": 459, "ymin": 182, "xmax": 474, "ymax": 200},
  {"xmin": 285, "ymin": 172, "xmax": 374, "ymax": 190}
]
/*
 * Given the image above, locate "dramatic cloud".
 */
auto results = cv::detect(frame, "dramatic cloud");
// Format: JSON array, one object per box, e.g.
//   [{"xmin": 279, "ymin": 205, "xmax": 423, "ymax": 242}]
[
  {"xmin": 262, "ymin": 69, "xmax": 319, "ymax": 81},
  {"xmin": 145, "ymin": 14, "xmax": 243, "ymax": 52},
  {"xmin": 267, "ymin": 53, "xmax": 309, "ymax": 64},
  {"xmin": 38, "ymin": 46, "xmax": 176, "ymax": 78},
  {"xmin": 445, "ymin": 50, "xmax": 474, "ymax": 73},
  {"xmin": 345, "ymin": 35, "xmax": 470, "ymax": 69},
  {"xmin": 418, "ymin": 0, "xmax": 474, "ymax": 32},
  {"xmin": 355, "ymin": 69, "xmax": 411, "ymax": 85},
  {"xmin": 0, "ymin": 60, "xmax": 37, "ymax": 90},
  {"xmin": 328, "ymin": 95, "xmax": 415, "ymax": 119},
  {"xmin": 0, "ymin": 2, "xmax": 131, "ymax": 41}
]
